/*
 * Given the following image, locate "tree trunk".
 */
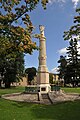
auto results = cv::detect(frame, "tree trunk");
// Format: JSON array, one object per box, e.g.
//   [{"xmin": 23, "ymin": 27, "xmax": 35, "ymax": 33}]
[
  {"xmin": 0, "ymin": 81, "xmax": 1, "ymax": 88},
  {"xmin": 5, "ymin": 82, "xmax": 11, "ymax": 88}
]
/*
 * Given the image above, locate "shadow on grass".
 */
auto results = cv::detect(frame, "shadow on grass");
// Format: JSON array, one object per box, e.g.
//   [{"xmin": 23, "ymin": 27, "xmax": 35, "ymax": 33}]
[
  {"xmin": 30, "ymin": 100, "xmax": 80, "ymax": 120},
  {"xmin": 1, "ymin": 98, "xmax": 80, "ymax": 120},
  {"xmin": 11, "ymin": 101, "xmax": 34, "ymax": 108},
  {"xmin": 10, "ymin": 100, "xmax": 80, "ymax": 120}
]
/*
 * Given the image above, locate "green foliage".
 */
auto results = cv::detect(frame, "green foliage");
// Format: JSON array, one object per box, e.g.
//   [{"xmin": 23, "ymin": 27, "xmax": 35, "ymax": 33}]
[
  {"xmin": 58, "ymin": 8, "xmax": 80, "ymax": 87},
  {"xmin": 58, "ymin": 55, "xmax": 67, "ymax": 80},
  {"xmin": 66, "ymin": 38, "xmax": 80, "ymax": 86},
  {"xmin": 58, "ymin": 39, "xmax": 80, "ymax": 87},
  {"xmin": 0, "ymin": 52, "xmax": 24, "ymax": 88},
  {"xmin": 66, "ymin": 38, "xmax": 80, "ymax": 87},
  {"xmin": 0, "ymin": 0, "xmax": 48, "ymax": 87},
  {"xmin": 0, "ymin": 0, "xmax": 48, "ymax": 11},
  {"xmin": 25, "ymin": 67, "xmax": 37, "ymax": 84},
  {"xmin": 63, "ymin": 8, "xmax": 80, "ymax": 40}
]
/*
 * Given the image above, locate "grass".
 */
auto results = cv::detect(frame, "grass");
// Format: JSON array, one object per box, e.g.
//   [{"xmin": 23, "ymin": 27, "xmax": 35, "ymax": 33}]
[
  {"xmin": 0, "ymin": 86, "xmax": 80, "ymax": 120},
  {"xmin": 0, "ymin": 98, "xmax": 80, "ymax": 120},
  {"xmin": 61, "ymin": 87, "xmax": 80, "ymax": 93},
  {"xmin": 0, "ymin": 86, "xmax": 25, "ymax": 96}
]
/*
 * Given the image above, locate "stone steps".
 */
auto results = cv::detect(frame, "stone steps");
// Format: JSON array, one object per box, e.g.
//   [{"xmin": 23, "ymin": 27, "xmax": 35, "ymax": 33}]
[{"xmin": 41, "ymin": 93, "xmax": 52, "ymax": 105}]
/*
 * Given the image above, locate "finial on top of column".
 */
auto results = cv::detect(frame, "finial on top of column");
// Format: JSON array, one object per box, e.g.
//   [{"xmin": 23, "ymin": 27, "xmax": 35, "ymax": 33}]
[{"xmin": 39, "ymin": 25, "xmax": 45, "ymax": 35}]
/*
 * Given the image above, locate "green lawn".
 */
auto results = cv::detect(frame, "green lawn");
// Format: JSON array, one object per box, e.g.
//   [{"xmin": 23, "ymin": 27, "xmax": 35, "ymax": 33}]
[
  {"xmin": 61, "ymin": 87, "xmax": 80, "ymax": 93},
  {"xmin": 0, "ymin": 86, "xmax": 25, "ymax": 96},
  {"xmin": 0, "ymin": 87, "xmax": 80, "ymax": 120},
  {"xmin": 0, "ymin": 98, "xmax": 80, "ymax": 120}
]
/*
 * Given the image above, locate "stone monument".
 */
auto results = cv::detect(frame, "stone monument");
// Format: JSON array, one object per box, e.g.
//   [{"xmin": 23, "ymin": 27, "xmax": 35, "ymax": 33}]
[{"xmin": 37, "ymin": 25, "xmax": 51, "ymax": 93}]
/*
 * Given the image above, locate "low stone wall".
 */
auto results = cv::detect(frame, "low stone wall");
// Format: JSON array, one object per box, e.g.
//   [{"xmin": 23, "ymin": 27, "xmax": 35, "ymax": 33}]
[
  {"xmin": 1, "ymin": 91, "xmax": 80, "ymax": 105},
  {"xmin": 48, "ymin": 91, "xmax": 80, "ymax": 104},
  {"xmin": 2, "ymin": 93, "xmax": 39, "ymax": 103}
]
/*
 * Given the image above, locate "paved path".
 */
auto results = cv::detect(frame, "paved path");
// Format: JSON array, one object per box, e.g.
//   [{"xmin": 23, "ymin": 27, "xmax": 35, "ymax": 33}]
[{"xmin": 1, "ymin": 92, "xmax": 80, "ymax": 105}]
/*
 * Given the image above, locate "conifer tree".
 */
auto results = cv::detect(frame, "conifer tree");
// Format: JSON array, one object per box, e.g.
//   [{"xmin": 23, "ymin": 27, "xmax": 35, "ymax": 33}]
[
  {"xmin": 66, "ymin": 38, "xmax": 80, "ymax": 87},
  {"xmin": 58, "ymin": 56, "xmax": 67, "ymax": 81},
  {"xmin": 63, "ymin": 8, "xmax": 80, "ymax": 87}
]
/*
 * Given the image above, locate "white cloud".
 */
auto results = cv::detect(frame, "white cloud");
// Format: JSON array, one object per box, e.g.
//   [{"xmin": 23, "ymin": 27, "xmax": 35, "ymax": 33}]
[
  {"xmin": 58, "ymin": 41, "xmax": 80, "ymax": 56},
  {"xmin": 48, "ymin": 0, "xmax": 80, "ymax": 8},
  {"xmin": 72, "ymin": 0, "xmax": 80, "ymax": 8},
  {"xmin": 58, "ymin": 47, "xmax": 67, "ymax": 55},
  {"xmin": 49, "ymin": 0, "xmax": 66, "ymax": 4},
  {"xmin": 51, "ymin": 67, "xmax": 59, "ymax": 74}
]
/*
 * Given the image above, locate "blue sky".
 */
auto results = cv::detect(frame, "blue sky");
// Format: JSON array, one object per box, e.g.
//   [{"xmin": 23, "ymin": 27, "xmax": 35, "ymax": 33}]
[{"xmin": 24, "ymin": 0, "xmax": 80, "ymax": 73}]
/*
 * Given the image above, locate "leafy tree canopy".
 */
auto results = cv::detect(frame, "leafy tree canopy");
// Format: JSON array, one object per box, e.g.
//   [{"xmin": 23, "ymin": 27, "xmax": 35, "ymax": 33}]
[
  {"xmin": 0, "ymin": 0, "xmax": 49, "ymax": 56},
  {"xmin": 63, "ymin": 8, "xmax": 80, "ymax": 40},
  {"xmin": 0, "ymin": 0, "xmax": 49, "ymax": 87},
  {"xmin": 25, "ymin": 67, "xmax": 37, "ymax": 84}
]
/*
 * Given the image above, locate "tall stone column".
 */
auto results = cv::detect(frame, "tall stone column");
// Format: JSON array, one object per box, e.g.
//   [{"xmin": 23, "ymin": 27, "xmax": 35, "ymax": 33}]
[{"xmin": 37, "ymin": 25, "xmax": 51, "ymax": 93}]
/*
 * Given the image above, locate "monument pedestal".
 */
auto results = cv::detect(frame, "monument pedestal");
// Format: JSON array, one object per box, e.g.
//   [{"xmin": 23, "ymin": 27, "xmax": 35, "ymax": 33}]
[
  {"xmin": 37, "ymin": 65, "xmax": 51, "ymax": 93},
  {"xmin": 37, "ymin": 84, "xmax": 51, "ymax": 94}
]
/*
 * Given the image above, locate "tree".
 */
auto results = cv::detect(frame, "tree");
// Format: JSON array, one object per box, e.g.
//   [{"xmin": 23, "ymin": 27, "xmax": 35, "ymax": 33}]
[
  {"xmin": 58, "ymin": 39, "xmax": 80, "ymax": 87},
  {"xmin": 63, "ymin": 8, "xmax": 80, "ymax": 87},
  {"xmin": 66, "ymin": 38, "xmax": 80, "ymax": 87},
  {"xmin": 0, "ymin": 0, "xmax": 48, "ymax": 87},
  {"xmin": 58, "ymin": 55, "xmax": 67, "ymax": 81},
  {"xmin": 0, "ymin": 52, "xmax": 24, "ymax": 88},
  {"xmin": 25, "ymin": 67, "xmax": 37, "ymax": 85},
  {"xmin": 64, "ymin": 8, "xmax": 80, "ymax": 40}
]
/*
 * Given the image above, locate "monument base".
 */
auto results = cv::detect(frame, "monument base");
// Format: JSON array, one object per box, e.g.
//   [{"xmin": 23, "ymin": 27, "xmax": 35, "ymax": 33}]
[{"xmin": 37, "ymin": 84, "xmax": 51, "ymax": 94}]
